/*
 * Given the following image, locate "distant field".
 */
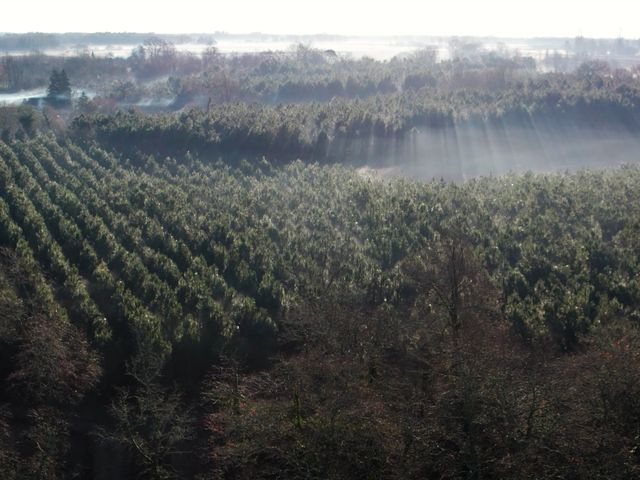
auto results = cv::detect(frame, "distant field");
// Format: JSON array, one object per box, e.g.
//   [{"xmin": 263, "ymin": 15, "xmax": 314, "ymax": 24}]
[{"xmin": 0, "ymin": 35, "xmax": 566, "ymax": 60}]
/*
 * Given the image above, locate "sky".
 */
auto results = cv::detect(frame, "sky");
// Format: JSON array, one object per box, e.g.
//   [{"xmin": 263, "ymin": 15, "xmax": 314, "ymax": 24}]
[{"xmin": 2, "ymin": 0, "xmax": 640, "ymax": 38}]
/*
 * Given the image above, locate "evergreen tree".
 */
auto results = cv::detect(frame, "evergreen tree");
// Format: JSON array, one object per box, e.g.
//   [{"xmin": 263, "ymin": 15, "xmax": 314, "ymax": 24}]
[
  {"xmin": 47, "ymin": 69, "xmax": 71, "ymax": 106},
  {"xmin": 76, "ymin": 90, "xmax": 93, "ymax": 113}
]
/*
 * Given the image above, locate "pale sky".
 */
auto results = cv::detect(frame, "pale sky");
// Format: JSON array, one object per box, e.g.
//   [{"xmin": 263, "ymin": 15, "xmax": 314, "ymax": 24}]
[{"xmin": 2, "ymin": 0, "xmax": 639, "ymax": 38}]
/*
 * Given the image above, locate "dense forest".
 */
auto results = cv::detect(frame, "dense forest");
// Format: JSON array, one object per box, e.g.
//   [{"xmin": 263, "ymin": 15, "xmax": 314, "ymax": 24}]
[
  {"xmin": 0, "ymin": 133, "xmax": 639, "ymax": 478},
  {"xmin": 1, "ymin": 35, "xmax": 640, "ymax": 479}
]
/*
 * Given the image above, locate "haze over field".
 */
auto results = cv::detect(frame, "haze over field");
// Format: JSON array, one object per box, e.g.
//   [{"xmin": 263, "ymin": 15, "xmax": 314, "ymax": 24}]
[{"xmin": 355, "ymin": 123, "xmax": 640, "ymax": 181}]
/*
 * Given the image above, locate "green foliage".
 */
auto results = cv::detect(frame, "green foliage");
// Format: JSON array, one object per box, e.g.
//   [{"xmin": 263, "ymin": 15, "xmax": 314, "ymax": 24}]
[
  {"xmin": 2, "ymin": 135, "xmax": 640, "ymax": 363},
  {"xmin": 72, "ymin": 69, "xmax": 640, "ymax": 163},
  {"xmin": 0, "ymin": 127, "xmax": 640, "ymax": 477},
  {"xmin": 47, "ymin": 69, "xmax": 71, "ymax": 106}
]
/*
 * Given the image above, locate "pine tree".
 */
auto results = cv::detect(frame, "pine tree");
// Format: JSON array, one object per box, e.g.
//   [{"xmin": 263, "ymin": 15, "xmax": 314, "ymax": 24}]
[{"xmin": 47, "ymin": 69, "xmax": 71, "ymax": 106}]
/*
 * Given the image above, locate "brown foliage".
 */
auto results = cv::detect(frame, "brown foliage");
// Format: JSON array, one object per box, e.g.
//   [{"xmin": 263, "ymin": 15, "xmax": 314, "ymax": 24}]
[
  {"xmin": 0, "ymin": 247, "xmax": 101, "ymax": 478},
  {"xmin": 200, "ymin": 241, "xmax": 640, "ymax": 479}
]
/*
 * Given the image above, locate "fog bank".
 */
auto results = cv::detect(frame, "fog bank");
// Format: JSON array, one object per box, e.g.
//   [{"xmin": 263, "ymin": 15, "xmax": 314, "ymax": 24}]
[{"xmin": 351, "ymin": 120, "xmax": 640, "ymax": 181}]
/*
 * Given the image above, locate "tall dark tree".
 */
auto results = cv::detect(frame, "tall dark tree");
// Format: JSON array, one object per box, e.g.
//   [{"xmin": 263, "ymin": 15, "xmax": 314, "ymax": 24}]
[{"xmin": 47, "ymin": 69, "xmax": 71, "ymax": 106}]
